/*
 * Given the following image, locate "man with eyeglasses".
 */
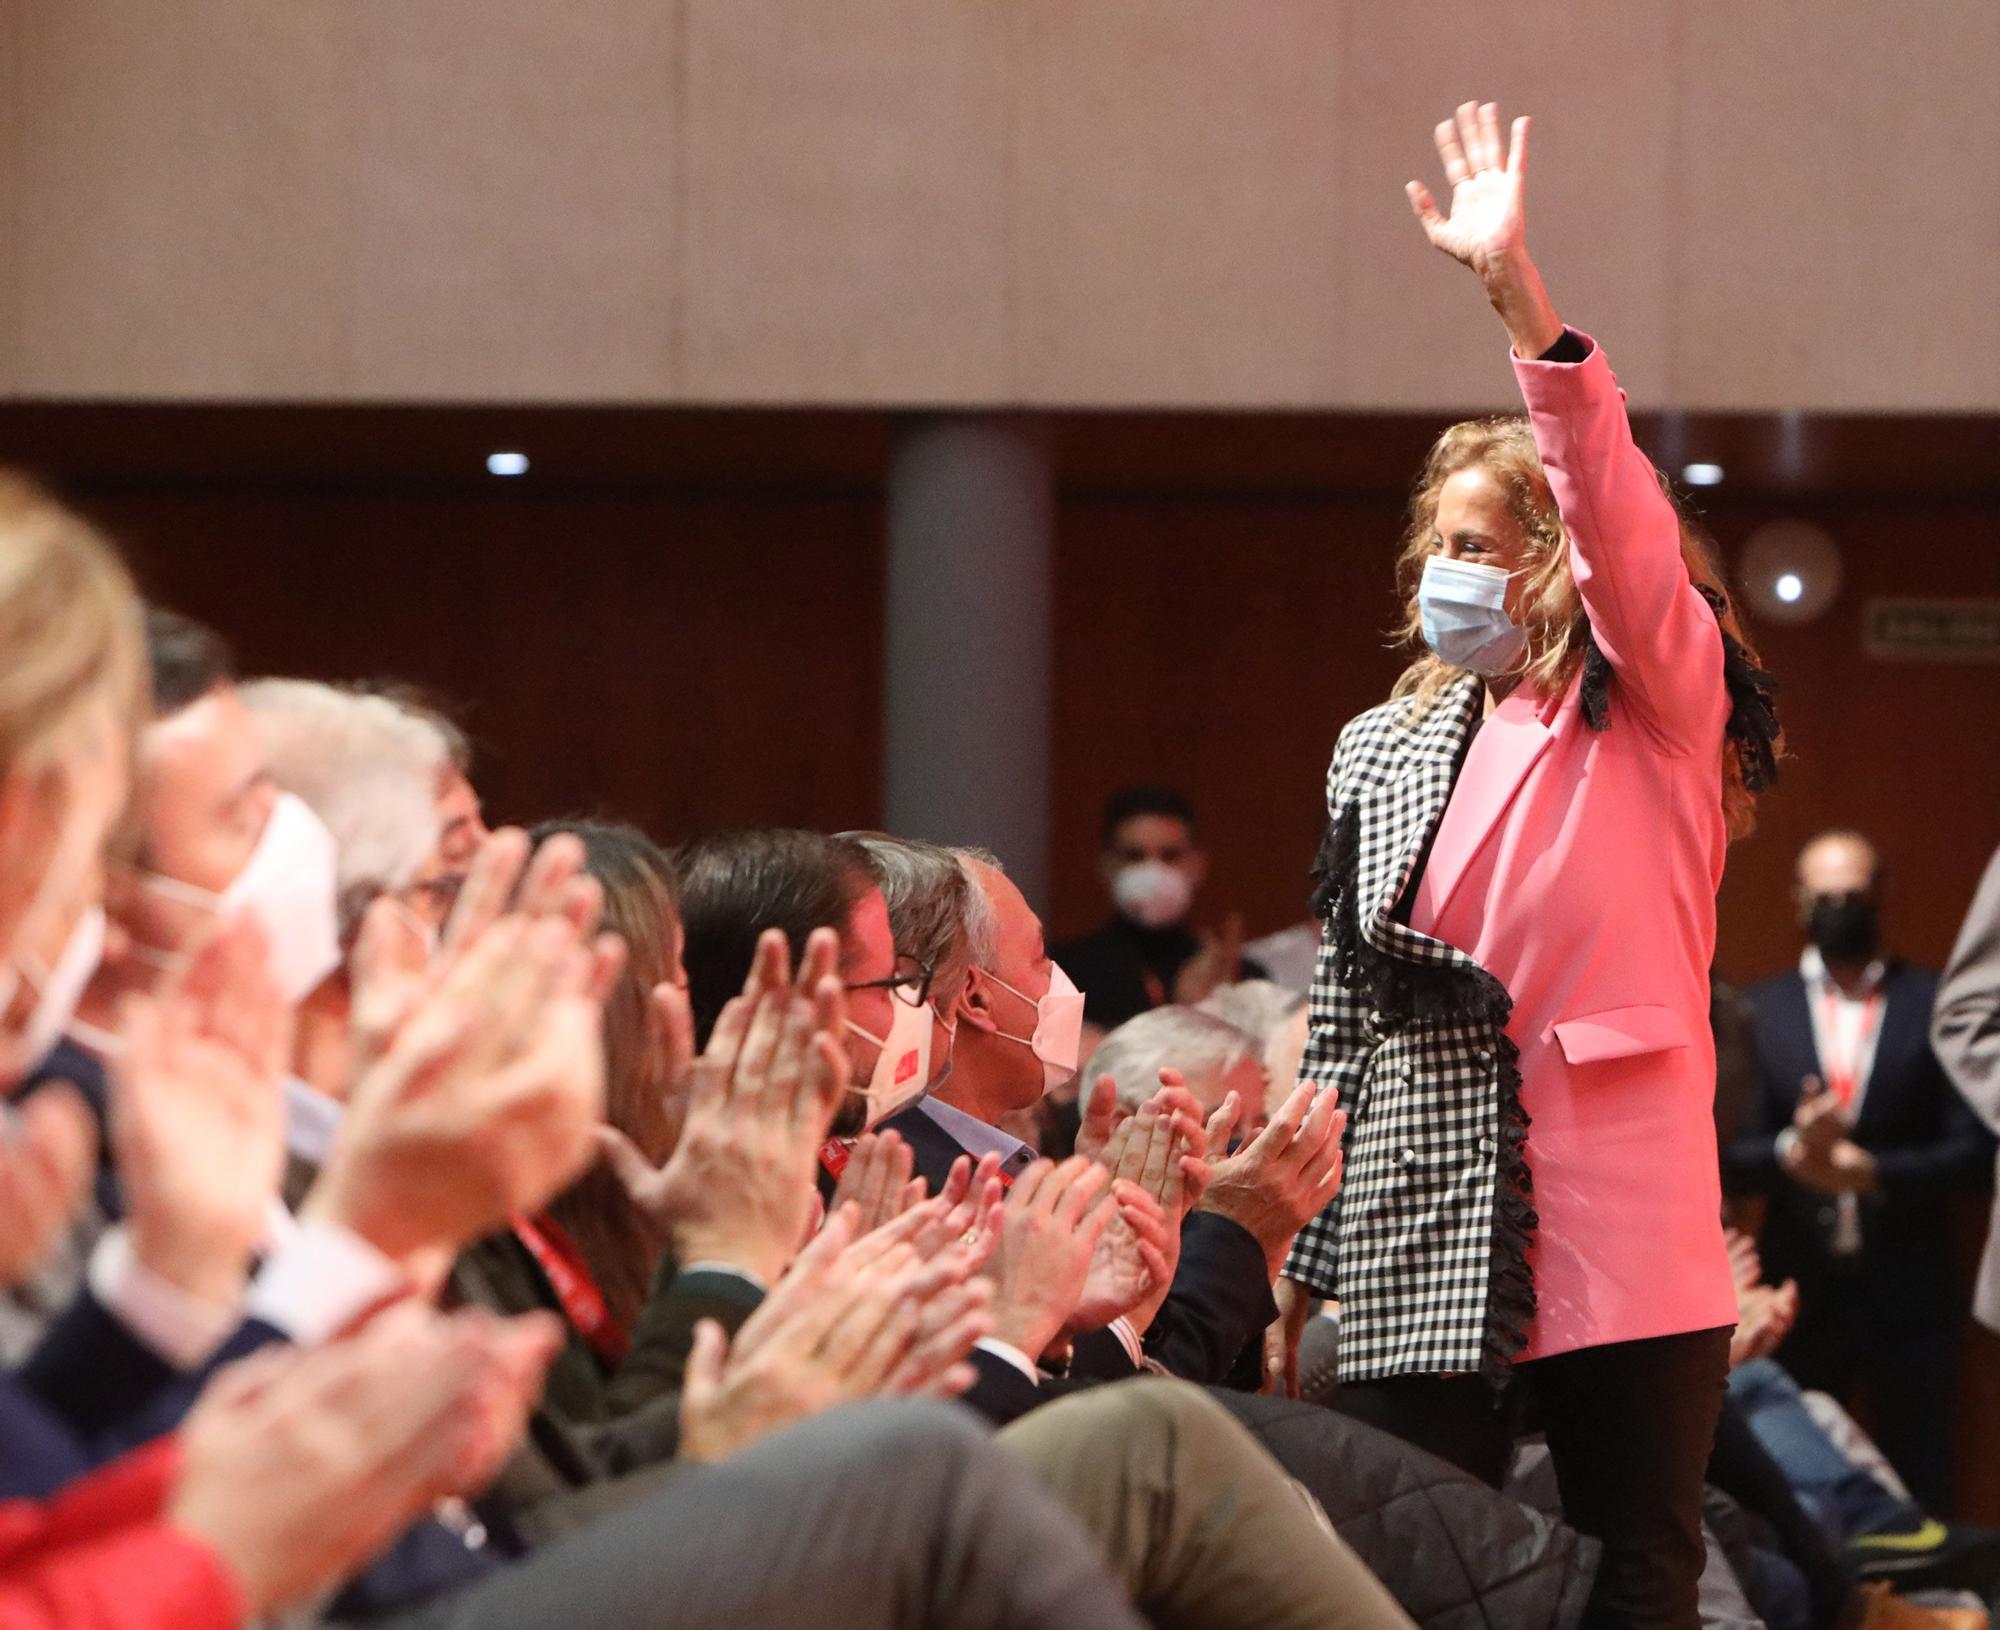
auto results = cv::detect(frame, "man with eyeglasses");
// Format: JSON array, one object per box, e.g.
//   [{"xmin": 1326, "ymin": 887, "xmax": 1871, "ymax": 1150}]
[
  {"xmin": 842, "ymin": 832, "xmax": 1045, "ymax": 1184},
  {"xmin": 843, "ymin": 835, "xmax": 1279, "ymax": 1392},
  {"xmin": 674, "ymin": 829, "xmax": 903, "ymax": 1113}
]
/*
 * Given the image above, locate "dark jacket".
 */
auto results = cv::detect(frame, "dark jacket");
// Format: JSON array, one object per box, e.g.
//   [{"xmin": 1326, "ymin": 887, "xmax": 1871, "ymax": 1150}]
[
  {"xmin": 879, "ymin": 1102, "xmax": 1278, "ymax": 1394},
  {"xmin": 1219, "ymin": 1391, "xmax": 1598, "ymax": 1630},
  {"xmin": 1052, "ymin": 917, "xmax": 1266, "ymax": 1031},
  {"xmin": 443, "ymin": 1234, "xmax": 765, "ymax": 1546},
  {"xmin": 1726, "ymin": 961, "xmax": 1994, "ymax": 1325}
]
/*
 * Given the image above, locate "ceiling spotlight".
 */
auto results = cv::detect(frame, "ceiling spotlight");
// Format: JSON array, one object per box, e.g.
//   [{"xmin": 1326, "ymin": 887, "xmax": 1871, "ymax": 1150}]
[
  {"xmin": 1682, "ymin": 462, "xmax": 1725, "ymax": 487},
  {"xmin": 486, "ymin": 451, "xmax": 530, "ymax": 477},
  {"xmin": 1741, "ymin": 519, "xmax": 1841, "ymax": 626}
]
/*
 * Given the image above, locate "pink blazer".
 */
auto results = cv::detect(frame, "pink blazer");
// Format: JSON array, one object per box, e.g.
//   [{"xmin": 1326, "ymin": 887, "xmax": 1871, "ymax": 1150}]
[{"xmin": 1406, "ymin": 334, "xmax": 1739, "ymax": 1359}]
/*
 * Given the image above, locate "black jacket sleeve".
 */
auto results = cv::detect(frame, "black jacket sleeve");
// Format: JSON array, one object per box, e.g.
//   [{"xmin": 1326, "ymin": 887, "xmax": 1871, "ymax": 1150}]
[{"xmin": 1139, "ymin": 1213, "xmax": 1278, "ymax": 1384}]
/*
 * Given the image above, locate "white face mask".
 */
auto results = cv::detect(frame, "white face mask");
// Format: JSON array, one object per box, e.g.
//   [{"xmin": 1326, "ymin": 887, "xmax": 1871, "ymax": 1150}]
[
  {"xmin": 135, "ymin": 791, "xmax": 341, "ymax": 1002},
  {"xmin": 1112, "ymin": 860, "xmax": 1193, "ymax": 930},
  {"xmin": 1, "ymin": 905, "xmax": 106, "ymax": 1071},
  {"xmin": 983, "ymin": 960, "xmax": 1086, "ymax": 1097},
  {"xmin": 844, "ymin": 992, "xmax": 934, "ymax": 1130},
  {"xmin": 928, "ymin": 1008, "xmax": 958, "ymax": 1091},
  {"xmin": 1418, "ymin": 555, "xmax": 1528, "ymax": 677}
]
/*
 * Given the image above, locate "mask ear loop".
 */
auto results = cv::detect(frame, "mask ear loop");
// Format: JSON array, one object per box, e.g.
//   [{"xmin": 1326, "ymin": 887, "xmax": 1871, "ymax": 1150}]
[
  {"xmin": 110, "ymin": 865, "xmax": 220, "ymax": 977},
  {"xmin": 973, "ymin": 965, "xmax": 1044, "ymax": 1051}
]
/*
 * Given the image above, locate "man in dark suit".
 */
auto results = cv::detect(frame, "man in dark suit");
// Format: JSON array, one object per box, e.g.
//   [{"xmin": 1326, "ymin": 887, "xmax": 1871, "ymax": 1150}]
[
  {"xmin": 1726, "ymin": 829, "xmax": 1994, "ymax": 1513},
  {"xmin": 854, "ymin": 836, "xmax": 1290, "ymax": 1392}
]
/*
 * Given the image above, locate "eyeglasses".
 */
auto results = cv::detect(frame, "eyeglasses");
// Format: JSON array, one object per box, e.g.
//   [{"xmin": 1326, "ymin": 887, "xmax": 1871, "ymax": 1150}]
[{"xmin": 845, "ymin": 952, "xmax": 933, "ymax": 1008}]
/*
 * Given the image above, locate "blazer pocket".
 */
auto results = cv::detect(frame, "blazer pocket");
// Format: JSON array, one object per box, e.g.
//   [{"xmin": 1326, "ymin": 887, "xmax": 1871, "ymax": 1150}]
[{"xmin": 1551, "ymin": 1003, "xmax": 1690, "ymax": 1065}]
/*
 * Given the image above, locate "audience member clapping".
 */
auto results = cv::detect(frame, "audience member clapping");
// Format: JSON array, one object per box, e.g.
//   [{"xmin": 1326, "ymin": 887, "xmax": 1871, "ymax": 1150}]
[{"xmin": 30, "ymin": 446, "xmax": 1989, "ymax": 1630}]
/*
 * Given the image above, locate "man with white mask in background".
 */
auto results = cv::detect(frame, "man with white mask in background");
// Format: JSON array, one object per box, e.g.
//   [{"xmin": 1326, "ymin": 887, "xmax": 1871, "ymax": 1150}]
[
  {"xmin": 58, "ymin": 618, "xmax": 445, "ymax": 1202},
  {"xmin": 70, "ymin": 612, "xmax": 343, "ymax": 1058},
  {"xmin": 1052, "ymin": 786, "xmax": 1264, "ymax": 1036}
]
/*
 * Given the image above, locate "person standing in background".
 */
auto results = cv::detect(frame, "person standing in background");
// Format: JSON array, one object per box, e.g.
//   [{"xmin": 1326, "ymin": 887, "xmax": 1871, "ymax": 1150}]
[
  {"xmin": 1931, "ymin": 844, "xmax": 2000, "ymax": 1337},
  {"xmin": 1053, "ymin": 787, "xmax": 1264, "ymax": 1033},
  {"xmin": 1726, "ymin": 830, "xmax": 1993, "ymax": 1516}
]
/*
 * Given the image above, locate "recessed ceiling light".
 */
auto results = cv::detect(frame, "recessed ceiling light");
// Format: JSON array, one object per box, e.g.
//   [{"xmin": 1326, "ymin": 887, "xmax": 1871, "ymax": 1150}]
[
  {"xmin": 1774, "ymin": 572, "xmax": 1804, "ymax": 604},
  {"xmin": 1681, "ymin": 462, "xmax": 1724, "ymax": 487},
  {"xmin": 487, "ymin": 451, "xmax": 530, "ymax": 477}
]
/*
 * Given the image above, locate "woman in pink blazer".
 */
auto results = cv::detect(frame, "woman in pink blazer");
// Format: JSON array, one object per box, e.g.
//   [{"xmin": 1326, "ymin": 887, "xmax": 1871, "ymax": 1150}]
[{"xmin": 1278, "ymin": 104, "xmax": 1779, "ymax": 1630}]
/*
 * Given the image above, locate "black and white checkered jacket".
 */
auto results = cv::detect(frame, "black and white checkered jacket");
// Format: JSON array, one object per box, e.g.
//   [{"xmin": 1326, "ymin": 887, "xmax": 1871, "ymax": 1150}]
[{"xmin": 1282, "ymin": 671, "xmax": 1538, "ymax": 1384}]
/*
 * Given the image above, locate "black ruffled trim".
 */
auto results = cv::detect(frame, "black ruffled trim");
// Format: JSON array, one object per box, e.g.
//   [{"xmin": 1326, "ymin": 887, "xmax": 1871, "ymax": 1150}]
[
  {"xmin": 1696, "ymin": 585, "xmax": 1782, "ymax": 792},
  {"xmin": 1580, "ymin": 644, "xmax": 1613, "ymax": 732},
  {"xmin": 1307, "ymin": 803, "xmax": 1538, "ymax": 1383},
  {"xmin": 1577, "ymin": 588, "xmax": 1780, "ymax": 795}
]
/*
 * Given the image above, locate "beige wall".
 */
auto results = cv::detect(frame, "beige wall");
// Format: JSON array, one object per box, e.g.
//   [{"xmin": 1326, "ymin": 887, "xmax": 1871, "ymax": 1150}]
[{"xmin": 3, "ymin": 0, "xmax": 1995, "ymax": 410}]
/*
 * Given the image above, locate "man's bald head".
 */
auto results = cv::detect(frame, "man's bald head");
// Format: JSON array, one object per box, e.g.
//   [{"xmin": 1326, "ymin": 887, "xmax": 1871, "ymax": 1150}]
[{"xmin": 1795, "ymin": 830, "xmax": 1881, "ymax": 900}]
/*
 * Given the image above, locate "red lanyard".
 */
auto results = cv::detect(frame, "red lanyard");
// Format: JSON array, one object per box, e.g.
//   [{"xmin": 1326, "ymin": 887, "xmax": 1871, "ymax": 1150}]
[
  {"xmin": 512, "ymin": 1211, "xmax": 630, "ymax": 1369},
  {"xmin": 1819, "ymin": 988, "xmax": 1883, "ymax": 1112}
]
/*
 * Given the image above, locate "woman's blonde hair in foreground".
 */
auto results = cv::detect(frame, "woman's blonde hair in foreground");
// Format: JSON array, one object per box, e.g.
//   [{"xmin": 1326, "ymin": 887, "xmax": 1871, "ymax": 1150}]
[{"xmin": 0, "ymin": 472, "xmax": 145, "ymax": 790}]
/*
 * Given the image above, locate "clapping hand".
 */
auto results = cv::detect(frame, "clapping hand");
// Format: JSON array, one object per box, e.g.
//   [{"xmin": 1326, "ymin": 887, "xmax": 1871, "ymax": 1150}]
[
  {"xmin": 1068, "ymin": 1089, "xmax": 1209, "ymax": 1336},
  {"xmin": 1730, "ymin": 1278, "xmax": 1801, "ymax": 1370},
  {"xmin": 303, "ymin": 833, "xmax": 616, "ymax": 1271},
  {"xmin": 0, "ymin": 1083, "xmax": 96, "ymax": 1287},
  {"xmin": 599, "ymin": 928, "xmax": 849, "ymax": 1285},
  {"xmin": 980, "ymin": 1157, "xmax": 1117, "ymax": 1363},
  {"xmin": 110, "ymin": 916, "xmax": 291, "ymax": 1307},
  {"xmin": 1791, "ymin": 1076, "xmax": 1846, "ymax": 1158},
  {"xmin": 347, "ymin": 828, "xmax": 622, "ymax": 1072},
  {"xmin": 1783, "ymin": 1077, "xmax": 1878, "ymax": 1195},
  {"xmin": 826, "ymin": 1127, "xmax": 925, "ymax": 1238},
  {"xmin": 1267, "ymin": 1276, "xmax": 1311, "ymax": 1400},
  {"xmin": 170, "ymin": 1303, "xmax": 559, "ymax": 1616},
  {"xmin": 1073, "ymin": 1073, "xmax": 1122, "ymax": 1166},
  {"xmin": 1198, "ymin": 1080, "xmax": 1346, "ymax": 1279},
  {"xmin": 678, "ymin": 1203, "xmax": 994, "ymax": 1462},
  {"xmin": 1172, "ymin": 913, "xmax": 1247, "ymax": 1005}
]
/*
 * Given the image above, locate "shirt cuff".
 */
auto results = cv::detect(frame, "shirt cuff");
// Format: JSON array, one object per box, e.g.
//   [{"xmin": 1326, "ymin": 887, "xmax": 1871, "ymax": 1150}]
[
  {"xmin": 1535, "ymin": 327, "xmax": 1590, "ymax": 365},
  {"xmin": 86, "ymin": 1228, "xmax": 241, "ymax": 1372},
  {"xmin": 1775, "ymin": 1127, "xmax": 1801, "ymax": 1163},
  {"xmin": 678, "ymin": 1262, "xmax": 769, "ymax": 1295},
  {"xmin": 1107, "ymin": 1316, "xmax": 1145, "ymax": 1369},
  {"xmin": 244, "ymin": 1222, "xmax": 406, "ymax": 1346},
  {"xmin": 974, "ymin": 1337, "xmax": 1041, "ymax": 1385}
]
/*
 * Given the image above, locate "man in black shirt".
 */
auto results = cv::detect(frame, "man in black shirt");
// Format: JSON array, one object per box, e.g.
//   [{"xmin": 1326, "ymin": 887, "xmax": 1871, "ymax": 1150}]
[{"xmin": 1053, "ymin": 787, "xmax": 1262, "ymax": 1031}]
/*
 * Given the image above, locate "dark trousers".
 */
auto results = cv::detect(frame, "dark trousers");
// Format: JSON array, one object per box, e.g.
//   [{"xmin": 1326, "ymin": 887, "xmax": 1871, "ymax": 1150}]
[
  {"xmin": 1778, "ymin": 1276, "xmax": 1959, "ymax": 1516},
  {"xmin": 1335, "ymin": 1327, "xmax": 1732, "ymax": 1630}
]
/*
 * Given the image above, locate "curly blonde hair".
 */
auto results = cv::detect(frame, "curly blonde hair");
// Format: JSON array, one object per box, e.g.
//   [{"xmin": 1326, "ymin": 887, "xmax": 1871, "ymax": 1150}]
[{"xmin": 1387, "ymin": 415, "xmax": 1770, "ymax": 839}]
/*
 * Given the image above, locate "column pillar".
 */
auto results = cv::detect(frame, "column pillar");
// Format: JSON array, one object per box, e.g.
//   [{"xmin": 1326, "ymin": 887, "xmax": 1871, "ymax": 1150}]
[{"xmin": 882, "ymin": 414, "xmax": 1053, "ymax": 907}]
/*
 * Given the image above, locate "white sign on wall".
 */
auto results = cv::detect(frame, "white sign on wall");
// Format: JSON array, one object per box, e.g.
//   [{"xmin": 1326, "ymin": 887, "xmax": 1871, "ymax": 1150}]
[{"xmin": 1864, "ymin": 600, "xmax": 2000, "ymax": 662}]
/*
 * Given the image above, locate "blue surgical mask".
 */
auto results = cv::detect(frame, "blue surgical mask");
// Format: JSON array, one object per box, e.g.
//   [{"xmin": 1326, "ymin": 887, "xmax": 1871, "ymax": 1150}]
[{"xmin": 1418, "ymin": 556, "xmax": 1526, "ymax": 677}]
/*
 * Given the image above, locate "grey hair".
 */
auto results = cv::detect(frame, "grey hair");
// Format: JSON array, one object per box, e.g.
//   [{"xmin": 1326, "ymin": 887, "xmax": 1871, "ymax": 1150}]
[
  {"xmin": 238, "ymin": 678, "xmax": 449, "ymax": 938},
  {"xmin": 1195, "ymin": 978, "xmax": 1307, "ymax": 1045},
  {"xmin": 948, "ymin": 847, "xmax": 1004, "ymax": 977},
  {"xmin": 1084, "ymin": 1004, "xmax": 1263, "ymax": 1115},
  {"xmin": 841, "ymin": 832, "xmax": 976, "ymax": 1004},
  {"xmin": 344, "ymin": 679, "xmax": 475, "ymax": 776}
]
